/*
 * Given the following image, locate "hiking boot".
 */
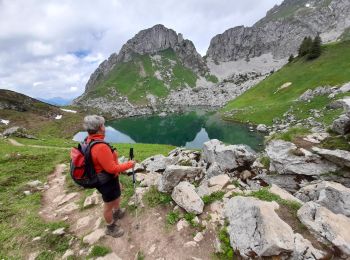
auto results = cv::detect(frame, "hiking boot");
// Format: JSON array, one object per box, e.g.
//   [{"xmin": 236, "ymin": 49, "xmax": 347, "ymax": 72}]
[
  {"xmin": 113, "ymin": 208, "xmax": 126, "ymax": 221},
  {"xmin": 105, "ymin": 223, "xmax": 124, "ymax": 238}
]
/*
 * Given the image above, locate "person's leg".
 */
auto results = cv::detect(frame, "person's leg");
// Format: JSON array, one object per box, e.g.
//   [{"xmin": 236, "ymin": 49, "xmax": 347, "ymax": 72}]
[{"xmin": 103, "ymin": 200, "xmax": 115, "ymax": 224}]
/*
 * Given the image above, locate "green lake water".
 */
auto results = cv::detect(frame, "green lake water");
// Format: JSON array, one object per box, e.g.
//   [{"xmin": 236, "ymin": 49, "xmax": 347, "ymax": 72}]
[{"xmin": 73, "ymin": 111, "xmax": 265, "ymax": 151}]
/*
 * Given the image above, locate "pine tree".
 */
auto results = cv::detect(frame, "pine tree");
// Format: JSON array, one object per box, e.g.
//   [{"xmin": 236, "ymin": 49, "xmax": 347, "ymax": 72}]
[
  {"xmin": 298, "ymin": 37, "xmax": 312, "ymax": 57},
  {"xmin": 307, "ymin": 35, "xmax": 322, "ymax": 60},
  {"xmin": 288, "ymin": 54, "xmax": 294, "ymax": 63}
]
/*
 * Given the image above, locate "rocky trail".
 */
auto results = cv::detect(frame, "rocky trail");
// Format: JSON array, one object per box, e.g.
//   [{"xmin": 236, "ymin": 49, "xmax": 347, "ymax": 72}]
[{"xmin": 29, "ymin": 162, "xmax": 217, "ymax": 260}]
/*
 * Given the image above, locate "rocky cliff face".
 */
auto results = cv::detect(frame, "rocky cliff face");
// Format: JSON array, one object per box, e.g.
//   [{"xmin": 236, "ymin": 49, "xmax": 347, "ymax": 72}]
[
  {"xmin": 83, "ymin": 24, "xmax": 207, "ymax": 94},
  {"xmin": 207, "ymin": 0, "xmax": 350, "ymax": 62}
]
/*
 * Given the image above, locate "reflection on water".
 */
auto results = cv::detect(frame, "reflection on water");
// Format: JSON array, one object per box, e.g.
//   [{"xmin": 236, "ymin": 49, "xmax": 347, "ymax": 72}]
[{"xmin": 73, "ymin": 111, "xmax": 265, "ymax": 150}]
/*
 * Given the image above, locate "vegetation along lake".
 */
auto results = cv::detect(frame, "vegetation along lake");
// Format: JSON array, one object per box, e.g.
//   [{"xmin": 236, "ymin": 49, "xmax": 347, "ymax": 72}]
[{"xmin": 73, "ymin": 111, "xmax": 265, "ymax": 150}]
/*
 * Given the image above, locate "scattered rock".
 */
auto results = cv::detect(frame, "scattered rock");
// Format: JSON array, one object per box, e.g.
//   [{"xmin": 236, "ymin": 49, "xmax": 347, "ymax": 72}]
[
  {"xmin": 172, "ymin": 182, "xmax": 204, "ymax": 214},
  {"xmin": 205, "ymin": 162, "xmax": 223, "ymax": 178},
  {"xmin": 312, "ymin": 147, "xmax": 350, "ymax": 168},
  {"xmin": 303, "ymin": 132, "xmax": 329, "ymax": 144},
  {"xmin": 291, "ymin": 233, "xmax": 325, "ymax": 260},
  {"xmin": 332, "ymin": 114, "xmax": 350, "ymax": 135},
  {"xmin": 141, "ymin": 155, "xmax": 173, "ymax": 172},
  {"xmin": 240, "ymin": 170, "xmax": 252, "ymax": 181},
  {"xmin": 177, "ymin": 219, "xmax": 189, "ymax": 231},
  {"xmin": 23, "ymin": 190, "xmax": 31, "ymax": 196},
  {"xmin": 2, "ymin": 126, "xmax": 37, "ymax": 139},
  {"xmin": 266, "ymin": 140, "xmax": 338, "ymax": 176},
  {"xmin": 297, "ymin": 202, "xmax": 350, "ymax": 255},
  {"xmin": 295, "ymin": 181, "xmax": 350, "ymax": 217},
  {"xmin": 208, "ymin": 174, "xmax": 230, "ymax": 187},
  {"xmin": 140, "ymin": 172, "xmax": 161, "ymax": 187},
  {"xmin": 76, "ymin": 216, "xmax": 92, "ymax": 229},
  {"xmin": 83, "ymin": 191, "xmax": 100, "ymax": 208},
  {"xmin": 202, "ymin": 139, "xmax": 256, "ymax": 173},
  {"xmin": 56, "ymin": 202, "xmax": 79, "ymax": 215},
  {"xmin": 257, "ymin": 124, "xmax": 268, "ymax": 132},
  {"xmin": 269, "ymin": 184, "xmax": 303, "ymax": 204},
  {"xmin": 224, "ymin": 196, "xmax": 294, "ymax": 258},
  {"xmin": 27, "ymin": 252, "xmax": 39, "ymax": 260},
  {"xmin": 148, "ymin": 244, "xmax": 156, "ymax": 255},
  {"xmin": 56, "ymin": 192, "xmax": 78, "ymax": 206},
  {"xmin": 184, "ymin": 241, "xmax": 198, "ymax": 248},
  {"xmin": 196, "ymin": 180, "xmax": 222, "ymax": 197},
  {"xmin": 32, "ymin": 236, "xmax": 41, "ymax": 242},
  {"xmin": 62, "ymin": 249, "xmax": 75, "ymax": 259},
  {"xmin": 193, "ymin": 232, "xmax": 204, "ymax": 242},
  {"xmin": 83, "ymin": 228, "xmax": 105, "ymax": 245},
  {"xmin": 158, "ymin": 165, "xmax": 203, "ymax": 193},
  {"xmin": 27, "ymin": 180, "xmax": 43, "ymax": 188},
  {"xmin": 52, "ymin": 227, "xmax": 65, "ymax": 235}
]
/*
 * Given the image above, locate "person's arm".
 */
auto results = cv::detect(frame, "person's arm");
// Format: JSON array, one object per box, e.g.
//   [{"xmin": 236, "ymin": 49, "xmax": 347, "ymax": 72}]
[{"xmin": 95, "ymin": 144, "xmax": 134, "ymax": 175}]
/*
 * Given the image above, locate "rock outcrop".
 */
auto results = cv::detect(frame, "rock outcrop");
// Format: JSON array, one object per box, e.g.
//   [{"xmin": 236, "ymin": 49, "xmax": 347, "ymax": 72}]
[
  {"xmin": 202, "ymin": 139, "xmax": 256, "ymax": 176},
  {"xmin": 171, "ymin": 181, "xmax": 204, "ymax": 214},
  {"xmin": 266, "ymin": 140, "xmax": 338, "ymax": 176},
  {"xmin": 297, "ymin": 201, "xmax": 350, "ymax": 255},
  {"xmin": 224, "ymin": 196, "xmax": 294, "ymax": 258},
  {"xmin": 207, "ymin": 0, "xmax": 350, "ymax": 62},
  {"xmin": 295, "ymin": 181, "xmax": 350, "ymax": 217}
]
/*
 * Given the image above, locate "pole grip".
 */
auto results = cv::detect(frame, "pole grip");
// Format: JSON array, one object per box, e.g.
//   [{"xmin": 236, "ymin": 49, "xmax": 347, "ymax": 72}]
[{"xmin": 129, "ymin": 147, "xmax": 134, "ymax": 160}]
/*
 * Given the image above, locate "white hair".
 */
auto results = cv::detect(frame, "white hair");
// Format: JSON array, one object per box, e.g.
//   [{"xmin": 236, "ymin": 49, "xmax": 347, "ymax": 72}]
[{"xmin": 83, "ymin": 115, "xmax": 105, "ymax": 134}]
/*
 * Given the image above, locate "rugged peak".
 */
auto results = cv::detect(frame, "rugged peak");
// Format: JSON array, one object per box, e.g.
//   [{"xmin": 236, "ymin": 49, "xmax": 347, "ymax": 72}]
[
  {"xmin": 117, "ymin": 24, "xmax": 181, "ymax": 62},
  {"xmin": 207, "ymin": 0, "xmax": 350, "ymax": 62},
  {"xmin": 82, "ymin": 24, "xmax": 207, "ymax": 94}
]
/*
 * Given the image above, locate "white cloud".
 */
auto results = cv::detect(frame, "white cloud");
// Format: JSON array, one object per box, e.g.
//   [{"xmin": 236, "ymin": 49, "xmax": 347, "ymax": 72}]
[{"xmin": 0, "ymin": 0, "xmax": 283, "ymax": 99}]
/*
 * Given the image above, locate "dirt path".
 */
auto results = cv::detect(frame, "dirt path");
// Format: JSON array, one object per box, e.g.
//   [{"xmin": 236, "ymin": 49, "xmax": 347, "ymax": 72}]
[
  {"xmin": 7, "ymin": 138, "xmax": 70, "ymax": 150},
  {"xmin": 37, "ymin": 163, "xmax": 217, "ymax": 260}
]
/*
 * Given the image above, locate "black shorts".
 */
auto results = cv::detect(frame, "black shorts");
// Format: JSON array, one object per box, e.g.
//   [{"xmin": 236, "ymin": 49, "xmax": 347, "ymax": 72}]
[{"xmin": 96, "ymin": 176, "xmax": 121, "ymax": 203}]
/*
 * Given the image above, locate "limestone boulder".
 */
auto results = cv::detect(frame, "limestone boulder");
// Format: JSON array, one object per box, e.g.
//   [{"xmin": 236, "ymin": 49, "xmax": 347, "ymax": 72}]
[
  {"xmin": 269, "ymin": 184, "xmax": 303, "ymax": 204},
  {"xmin": 141, "ymin": 154, "xmax": 173, "ymax": 173},
  {"xmin": 295, "ymin": 181, "xmax": 350, "ymax": 217},
  {"xmin": 224, "ymin": 196, "xmax": 294, "ymax": 258},
  {"xmin": 312, "ymin": 147, "xmax": 350, "ymax": 168},
  {"xmin": 83, "ymin": 191, "xmax": 101, "ymax": 208},
  {"xmin": 202, "ymin": 139, "xmax": 256, "ymax": 173},
  {"xmin": 257, "ymin": 124, "xmax": 268, "ymax": 132},
  {"xmin": 140, "ymin": 172, "xmax": 161, "ymax": 187},
  {"xmin": 291, "ymin": 233, "xmax": 325, "ymax": 260},
  {"xmin": 171, "ymin": 182, "xmax": 204, "ymax": 214},
  {"xmin": 158, "ymin": 165, "xmax": 203, "ymax": 193},
  {"xmin": 266, "ymin": 140, "xmax": 338, "ymax": 176},
  {"xmin": 297, "ymin": 202, "xmax": 350, "ymax": 255},
  {"xmin": 332, "ymin": 114, "xmax": 350, "ymax": 135},
  {"xmin": 83, "ymin": 228, "xmax": 105, "ymax": 245}
]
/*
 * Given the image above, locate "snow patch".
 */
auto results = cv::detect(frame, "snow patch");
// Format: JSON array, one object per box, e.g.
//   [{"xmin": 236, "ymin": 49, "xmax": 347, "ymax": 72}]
[
  {"xmin": 60, "ymin": 108, "xmax": 77, "ymax": 113},
  {"xmin": 55, "ymin": 115, "xmax": 62, "ymax": 120},
  {"xmin": 1, "ymin": 119, "xmax": 10, "ymax": 125}
]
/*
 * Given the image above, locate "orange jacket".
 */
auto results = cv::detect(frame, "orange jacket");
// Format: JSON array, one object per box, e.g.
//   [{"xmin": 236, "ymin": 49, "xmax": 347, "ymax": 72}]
[{"xmin": 87, "ymin": 134, "xmax": 133, "ymax": 175}]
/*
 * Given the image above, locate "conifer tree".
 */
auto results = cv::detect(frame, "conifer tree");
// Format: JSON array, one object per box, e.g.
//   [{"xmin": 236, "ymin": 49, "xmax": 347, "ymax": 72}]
[
  {"xmin": 298, "ymin": 37, "xmax": 312, "ymax": 57},
  {"xmin": 307, "ymin": 35, "xmax": 322, "ymax": 60},
  {"xmin": 288, "ymin": 54, "xmax": 294, "ymax": 63}
]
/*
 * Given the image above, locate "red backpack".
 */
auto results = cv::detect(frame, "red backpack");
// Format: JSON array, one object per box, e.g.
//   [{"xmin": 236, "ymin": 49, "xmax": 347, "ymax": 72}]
[{"xmin": 70, "ymin": 139, "xmax": 113, "ymax": 188}]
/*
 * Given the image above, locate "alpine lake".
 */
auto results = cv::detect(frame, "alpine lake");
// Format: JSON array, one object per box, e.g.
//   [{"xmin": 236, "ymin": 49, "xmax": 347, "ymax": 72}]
[{"xmin": 73, "ymin": 110, "xmax": 265, "ymax": 151}]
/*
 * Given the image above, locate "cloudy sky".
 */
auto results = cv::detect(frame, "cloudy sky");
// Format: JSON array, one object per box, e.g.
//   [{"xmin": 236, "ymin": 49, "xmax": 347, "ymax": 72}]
[{"xmin": 0, "ymin": 0, "xmax": 283, "ymax": 100}]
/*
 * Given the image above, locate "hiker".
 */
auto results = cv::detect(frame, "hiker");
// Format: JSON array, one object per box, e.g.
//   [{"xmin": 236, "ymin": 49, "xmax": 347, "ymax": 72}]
[{"xmin": 83, "ymin": 115, "xmax": 135, "ymax": 237}]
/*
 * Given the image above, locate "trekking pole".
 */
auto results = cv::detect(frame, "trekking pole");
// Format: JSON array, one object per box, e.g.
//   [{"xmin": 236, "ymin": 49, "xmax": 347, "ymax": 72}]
[{"xmin": 129, "ymin": 148, "xmax": 139, "ymax": 229}]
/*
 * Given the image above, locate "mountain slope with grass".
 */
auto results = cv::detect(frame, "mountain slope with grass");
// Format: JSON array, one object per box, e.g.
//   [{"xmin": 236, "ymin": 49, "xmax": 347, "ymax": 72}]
[
  {"xmin": 74, "ymin": 25, "xmax": 223, "ymax": 118},
  {"xmin": 223, "ymin": 40, "xmax": 350, "ymax": 126}
]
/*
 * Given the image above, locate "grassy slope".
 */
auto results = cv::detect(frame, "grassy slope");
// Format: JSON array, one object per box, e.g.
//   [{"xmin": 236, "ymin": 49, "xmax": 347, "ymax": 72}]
[
  {"xmin": 223, "ymin": 41, "xmax": 350, "ymax": 125},
  {"xmin": 87, "ymin": 48, "xmax": 198, "ymax": 105}
]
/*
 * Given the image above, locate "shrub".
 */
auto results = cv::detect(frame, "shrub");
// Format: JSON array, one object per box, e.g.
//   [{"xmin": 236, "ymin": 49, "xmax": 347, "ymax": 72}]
[
  {"xmin": 166, "ymin": 211, "xmax": 180, "ymax": 225},
  {"xmin": 216, "ymin": 227, "xmax": 234, "ymax": 259}
]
